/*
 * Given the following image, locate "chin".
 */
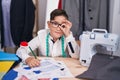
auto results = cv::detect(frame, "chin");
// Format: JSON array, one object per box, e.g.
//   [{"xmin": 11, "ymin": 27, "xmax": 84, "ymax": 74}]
[
  {"xmin": 55, "ymin": 35, "xmax": 62, "ymax": 39},
  {"xmin": 52, "ymin": 32, "xmax": 63, "ymax": 39},
  {"xmin": 54, "ymin": 34, "xmax": 62, "ymax": 39}
]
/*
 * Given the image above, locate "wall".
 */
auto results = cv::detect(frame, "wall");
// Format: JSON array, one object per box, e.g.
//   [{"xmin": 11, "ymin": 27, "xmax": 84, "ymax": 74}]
[
  {"xmin": 38, "ymin": 0, "xmax": 59, "ymax": 29},
  {"xmin": 45, "ymin": 0, "xmax": 59, "ymax": 28},
  {"xmin": 110, "ymin": 0, "xmax": 120, "ymax": 56},
  {"xmin": 38, "ymin": 0, "xmax": 47, "ymax": 30}
]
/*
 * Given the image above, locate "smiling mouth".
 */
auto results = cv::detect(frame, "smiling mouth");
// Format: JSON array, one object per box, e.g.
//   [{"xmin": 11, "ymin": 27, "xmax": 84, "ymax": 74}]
[{"xmin": 55, "ymin": 31, "xmax": 62, "ymax": 33}]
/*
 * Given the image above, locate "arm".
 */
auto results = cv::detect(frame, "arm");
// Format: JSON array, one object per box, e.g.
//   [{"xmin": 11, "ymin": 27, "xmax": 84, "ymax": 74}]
[
  {"xmin": 66, "ymin": 32, "xmax": 80, "ymax": 59},
  {"xmin": 16, "ymin": 36, "xmax": 40, "ymax": 67},
  {"xmin": 59, "ymin": 20, "xmax": 80, "ymax": 59}
]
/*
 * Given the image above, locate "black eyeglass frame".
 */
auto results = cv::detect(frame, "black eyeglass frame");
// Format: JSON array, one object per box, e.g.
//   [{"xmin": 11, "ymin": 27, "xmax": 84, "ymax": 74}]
[{"xmin": 50, "ymin": 21, "xmax": 65, "ymax": 28}]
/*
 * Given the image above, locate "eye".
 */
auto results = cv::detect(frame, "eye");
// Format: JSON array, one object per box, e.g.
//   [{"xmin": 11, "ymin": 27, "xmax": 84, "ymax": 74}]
[
  {"xmin": 53, "ymin": 22, "xmax": 59, "ymax": 25},
  {"xmin": 61, "ymin": 25, "xmax": 65, "ymax": 28}
]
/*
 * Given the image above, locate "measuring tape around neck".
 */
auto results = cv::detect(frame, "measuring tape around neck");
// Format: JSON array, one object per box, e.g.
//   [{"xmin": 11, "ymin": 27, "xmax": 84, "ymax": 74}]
[{"xmin": 46, "ymin": 33, "xmax": 66, "ymax": 57}]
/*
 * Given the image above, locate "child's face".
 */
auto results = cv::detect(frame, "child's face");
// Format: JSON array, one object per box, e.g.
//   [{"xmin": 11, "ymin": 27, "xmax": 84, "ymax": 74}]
[{"xmin": 48, "ymin": 16, "xmax": 67, "ymax": 40}]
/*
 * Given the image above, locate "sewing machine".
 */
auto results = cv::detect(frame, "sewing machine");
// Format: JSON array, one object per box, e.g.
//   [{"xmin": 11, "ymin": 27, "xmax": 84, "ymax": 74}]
[{"xmin": 79, "ymin": 29, "xmax": 119, "ymax": 66}]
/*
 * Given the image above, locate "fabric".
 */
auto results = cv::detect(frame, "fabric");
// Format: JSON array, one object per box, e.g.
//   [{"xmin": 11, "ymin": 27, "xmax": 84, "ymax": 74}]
[
  {"xmin": 76, "ymin": 53, "xmax": 120, "ymax": 80},
  {"xmin": 62, "ymin": 0, "xmax": 109, "ymax": 40},
  {"xmin": 58, "ymin": 0, "xmax": 62, "ymax": 9},
  {"xmin": 62, "ymin": 0, "xmax": 81, "ymax": 40},
  {"xmin": 0, "ymin": 0, "xmax": 35, "ymax": 47},
  {"xmin": 16, "ymin": 29, "xmax": 80, "ymax": 62},
  {"xmin": 1, "ymin": 0, "xmax": 15, "ymax": 47},
  {"xmin": 83, "ymin": 0, "xmax": 110, "ymax": 32},
  {"xmin": 2, "ymin": 69, "xmax": 18, "ymax": 80},
  {"xmin": 2, "ymin": 57, "xmax": 21, "ymax": 80}
]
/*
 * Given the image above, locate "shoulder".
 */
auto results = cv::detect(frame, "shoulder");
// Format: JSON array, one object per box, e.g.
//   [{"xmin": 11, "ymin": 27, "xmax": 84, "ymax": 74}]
[
  {"xmin": 37, "ymin": 29, "xmax": 49, "ymax": 35},
  {"xmin": 37, "ymin": 29, "xmax": 50, "ymax": 38}
]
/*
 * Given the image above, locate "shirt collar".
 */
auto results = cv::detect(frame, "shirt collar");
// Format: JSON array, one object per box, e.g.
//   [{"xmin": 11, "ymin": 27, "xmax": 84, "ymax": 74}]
[{"xmin": 49, "ymin": 35, "xmax": 61, "ymax": 43}]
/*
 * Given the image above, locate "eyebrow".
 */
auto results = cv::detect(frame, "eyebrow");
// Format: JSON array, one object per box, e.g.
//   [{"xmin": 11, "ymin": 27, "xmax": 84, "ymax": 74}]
[{"xmin": 50, "ymin": 21, "xmax": 66, "ymax": 24}]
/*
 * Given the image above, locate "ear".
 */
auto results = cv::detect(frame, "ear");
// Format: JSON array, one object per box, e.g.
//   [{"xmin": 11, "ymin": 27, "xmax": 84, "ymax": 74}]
[{"xmin": 47, "ymin": 21, "xmax": 51, "ymax": 28}]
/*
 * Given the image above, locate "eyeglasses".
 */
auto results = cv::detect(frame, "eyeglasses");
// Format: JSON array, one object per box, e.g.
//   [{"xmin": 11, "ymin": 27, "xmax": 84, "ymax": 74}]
[{"xmin": 50, "ymin": 21, "xmax": 65, "ymax": 28}]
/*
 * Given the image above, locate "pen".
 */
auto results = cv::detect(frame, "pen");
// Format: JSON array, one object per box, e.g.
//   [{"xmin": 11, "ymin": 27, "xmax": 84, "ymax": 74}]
[{"xmin": 29, "ymin": 46, "xmax": 37, "ymax": 59}]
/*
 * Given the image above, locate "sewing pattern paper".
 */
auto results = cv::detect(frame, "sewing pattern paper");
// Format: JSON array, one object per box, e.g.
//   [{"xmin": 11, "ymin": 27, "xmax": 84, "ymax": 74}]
[{"xmin": 14, "ymin": 58, "xmax": 73, "ymax": 79}]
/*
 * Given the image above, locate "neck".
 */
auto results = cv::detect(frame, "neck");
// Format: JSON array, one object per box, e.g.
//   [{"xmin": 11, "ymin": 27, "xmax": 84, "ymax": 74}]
[
  {"xmin": 49, "ymin": 33, "xmax": 59, "ymax": 42},
  {"xmin": 53, "ymin": 38, "xmax": 58, "ymax": 42}
]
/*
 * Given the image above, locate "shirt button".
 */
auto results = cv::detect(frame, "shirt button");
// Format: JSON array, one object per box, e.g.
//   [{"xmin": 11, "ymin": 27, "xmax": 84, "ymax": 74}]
[
  {"xmin": 90, "ymin": 17, "xmax": 93, "ymax": 20},
  {"xmin": 88, "ymin": 9, "xmax": 92, "ymax": 12}
]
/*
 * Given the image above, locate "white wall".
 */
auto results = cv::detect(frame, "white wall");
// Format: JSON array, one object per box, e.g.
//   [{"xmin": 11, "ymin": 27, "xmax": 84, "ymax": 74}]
[
  {"xmin": 38, "ymin": 0, "xmax": 59, "ymax": 29},
  {"xmin": 110, "ymin": 0, "xmax": 120, "ymax": 56},
  {"xmin": 45, "ymin": 0, "xmax": 59, "ymax": 28}
]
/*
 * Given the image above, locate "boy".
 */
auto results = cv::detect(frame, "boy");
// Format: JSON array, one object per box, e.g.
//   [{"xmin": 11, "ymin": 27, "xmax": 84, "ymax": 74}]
[{"xmin": 16, "ymin": 9, "xmax": 80, "ymax": 67}]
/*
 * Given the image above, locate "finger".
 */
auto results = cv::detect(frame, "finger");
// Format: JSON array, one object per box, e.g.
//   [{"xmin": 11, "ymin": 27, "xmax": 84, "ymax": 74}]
[
  {"xmin": 29, "ymin": 63, "xmax": 33, "ymax": 68},
  {"xmin": 28, "ymin": 61, "xmax": 35, "ymax": 67},
  {"xmin": 30, "ymin": 63, "xmax": 36, "ymax": 68},
  {"xmin": 35, "ymin": 60, "xmax": 40, "ymax": 66},
  {"xmin": 59, "ymin": 26, "xmax": 64, "ymax": 32},
  {"xmin": 65, "ymin": 20, "xmax": 71, "ymax": 24},
  {"xmin": 65, "ymin": 20, "xmax": 72, "ymax": 27},
  {"xmin": 37, "ymin": 57, "xmax": 41, "ymax": 61},
  {"xmin": 61, "ymin": 24, "xmax": 66, "ymax": 28}
]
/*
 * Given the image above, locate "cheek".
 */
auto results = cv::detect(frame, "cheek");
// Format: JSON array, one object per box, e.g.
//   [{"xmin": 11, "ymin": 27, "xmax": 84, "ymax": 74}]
[
  {"xmin": 59, "ymin": 32, "xmax": 64, "ymax": 36},
  {"xmin": 50, "ymin": 27, "xmax": 63, "ymax": 37},
  {"xmin": 50, "ymin": 28, "xmax": 56, "ymax": 33}
]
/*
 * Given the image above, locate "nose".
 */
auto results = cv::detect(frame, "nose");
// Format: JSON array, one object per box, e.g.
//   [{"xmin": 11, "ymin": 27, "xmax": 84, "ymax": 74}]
[
  {"xmin": 58, "ymin": 24, "xmax": 62, "ymax": 27},
  {"xmin": 56, "ymin": 26, "xmax": 61, "ymax": 30}
]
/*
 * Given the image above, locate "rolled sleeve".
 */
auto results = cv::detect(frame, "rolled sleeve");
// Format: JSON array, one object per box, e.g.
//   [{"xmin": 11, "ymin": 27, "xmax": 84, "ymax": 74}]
[{"xmin": 65, "ymin": 32, "xmax": 80, "ymax": 59}]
